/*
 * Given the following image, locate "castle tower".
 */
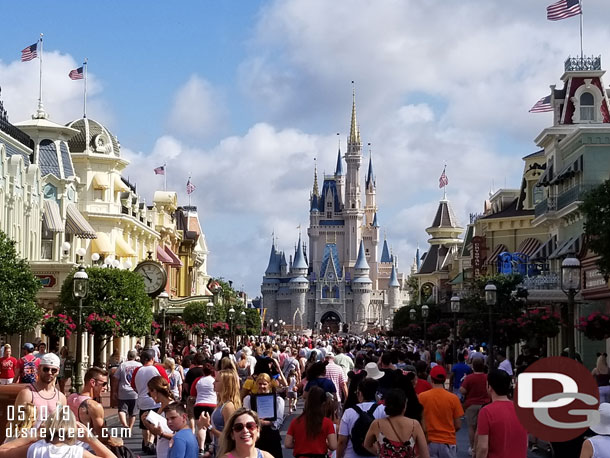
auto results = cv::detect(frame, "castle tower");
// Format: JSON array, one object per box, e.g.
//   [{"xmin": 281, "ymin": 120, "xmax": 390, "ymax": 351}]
[
  {"xmin": 289, "ymin": 234, "xmax": 309, "ymax": 329},
  {"xmin": 261, "ymin": 240, "xmax": 281, "ymax": 319},
  {"xmin": 351, "ymin": 240, "xmax": 372, "ymax": 333},
  {"xmin": 387, "ymin": 263, "xmax": 401, "ymax": 321},
  {"xmin": 344, "ymin": 85, "xmax": 364, "ymax": 264},
  {"xmin": 335, "ymin": 143, "xmax": 345, "ymax": 207}
]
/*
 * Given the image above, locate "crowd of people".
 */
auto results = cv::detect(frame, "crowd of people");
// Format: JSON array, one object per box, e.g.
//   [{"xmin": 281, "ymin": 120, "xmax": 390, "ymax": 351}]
[{"xmin": 0, "ymin": 335, "xmax": 608, "ymax": 458}]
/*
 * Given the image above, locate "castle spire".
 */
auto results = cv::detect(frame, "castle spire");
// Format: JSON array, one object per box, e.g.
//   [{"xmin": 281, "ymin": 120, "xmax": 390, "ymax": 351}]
[
  {"xmin": 354, "ymin": 240, "xmax": 369, "ymax": 270},
  {"xmin": 335, "ymin": 134, "xmax": 344, "ymax": 176},
  {"xmin": 312, "ymin": 158, "xmax": 319, "ymax": 196},
  {"xmin": 349, "ymin": 81, "xmax": 360, "ymax": 145},
  {"xmin": 366, "ymin": 145, "xmax": 375, "ymax": 188}
]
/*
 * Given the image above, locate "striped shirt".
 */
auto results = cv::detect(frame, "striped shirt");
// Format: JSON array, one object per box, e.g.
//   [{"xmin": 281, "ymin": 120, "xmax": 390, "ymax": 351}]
[{"xmin": 325, "ymin": 361, "xmax": 347, "ymax": 402}]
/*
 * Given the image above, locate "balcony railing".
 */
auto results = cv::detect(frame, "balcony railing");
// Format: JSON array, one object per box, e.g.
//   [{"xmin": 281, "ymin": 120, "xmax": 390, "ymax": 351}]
[
  {"xmin": 565, "ymin": 56, "xmax": 601, "ymax": 72},
  {"xmin": 521, "ymin": 272, "xmax": 560, "ymax": 290},
  {"xmin": 557, "ymin": 184, "xmax": 595, "ymax": 211},
  {"xmin": 534, "ymin": 196, "xmax": 557, "ymax": 218}
]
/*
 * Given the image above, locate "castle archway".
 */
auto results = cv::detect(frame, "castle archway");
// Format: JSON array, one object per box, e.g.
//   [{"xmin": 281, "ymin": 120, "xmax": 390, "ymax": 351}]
[{"xmin": 320, "ymin": 311, "xmax": 341, "ymax": 334}]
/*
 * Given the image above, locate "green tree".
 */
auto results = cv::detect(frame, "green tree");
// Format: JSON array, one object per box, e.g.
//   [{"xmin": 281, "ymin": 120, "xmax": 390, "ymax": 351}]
[
  {"xmin": 58, "ymin": 267, "xmax": 153, "ymax": 363},
  {"xmin": 581, "ymin": 180, "xmax": 610, "ymax": 278},
  {"xmin": 183, "ymin": 301, "xmax": 209, "ymax": 325},
  {"xmin": 0, "ymin": 231, "xmax": 43, "ymax": 335}
]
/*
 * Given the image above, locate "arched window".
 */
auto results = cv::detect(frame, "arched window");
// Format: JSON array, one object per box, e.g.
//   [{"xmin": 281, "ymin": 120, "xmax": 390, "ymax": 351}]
[
  {"xmin": 332, "ymin": 286, "xmax": 340, "ymax": 299},
  {"xmin": 580, "ymin": 92, "xmax": 595, "ymax": 121},
  {"xmin": 322, "ymin": 285, "xmax": 330, "ymax": 298}
]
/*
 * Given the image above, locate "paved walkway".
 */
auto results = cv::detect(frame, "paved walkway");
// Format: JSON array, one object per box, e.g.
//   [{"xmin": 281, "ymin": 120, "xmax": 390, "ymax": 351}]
[{"xmin": 96, "ymin": 389, "xmax": 550, "ymax": 458}]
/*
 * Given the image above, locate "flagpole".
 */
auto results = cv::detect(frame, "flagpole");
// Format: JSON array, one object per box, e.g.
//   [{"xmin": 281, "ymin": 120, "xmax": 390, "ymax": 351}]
[
  {"xmin": 37, "ymin": 33, "xmax": 44, "ymax": 118},
  {"xmin": 164, "ymin": 162, "xmax": 167, "ymax": 191},
  {"xmin": 83, "ymin": 58, "xmax": 88, "ymax": 118},
  {"xmin": 580, "ymin": 0, "xmax": 585, "ymax": 59},
  {"xmin": 443, "ymin": 164, "xmax": 447, "ymax": 200},
  {"xmin": 188, "ymin": 175, "xmax": 191, "ymax": 206}
]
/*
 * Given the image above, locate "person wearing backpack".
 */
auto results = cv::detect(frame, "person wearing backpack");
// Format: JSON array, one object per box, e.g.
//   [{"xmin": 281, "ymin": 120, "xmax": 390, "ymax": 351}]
[
  {"xmin": 363, "ymin": 389, "xmax": 429, "ymax": 458},
  {"xmin": 13, "ymin": 343, "xmax": 39, "ymax": 384},
  {"xmin": 337, "ymin": 378, "xmax": 386, "ymax": 458}
]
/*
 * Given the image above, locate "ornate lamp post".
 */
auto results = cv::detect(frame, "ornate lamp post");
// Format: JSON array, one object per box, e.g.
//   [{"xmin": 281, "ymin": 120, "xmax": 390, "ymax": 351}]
[
  {"xmin": 157, "ymin": 291, "xmax": 169, "ymax": 360},
  {"xmin": 206, "ymin": 301, "xmax": 214, "ymax": 336},
  {"xmin": 450, "ymin": 295, "xmax": 461, "ymax": 364},
  {"xmin": 228, "ymin": 307, "xmax": 235, "ymax": 347},
  {"xmin": 72, "ymin": 266, "xmax": 89, "ymax": 393},
  {"xmin": 269, "ymin": 318, "xmax": 274, "ymax": 333},
  {"xmin": 561, "ymin": 256, "xmax": 582, "ymax": 359},
  {"xmin": 409, "ymin": 308, "xmax": 416, "ymax": 321},
  {"xmin": 421, "ymin": 305, "xmax": 429, "ymax": 347},
  {"xmin": 485, "ymin": 282, "xmax": 497, "ymax": 369}
]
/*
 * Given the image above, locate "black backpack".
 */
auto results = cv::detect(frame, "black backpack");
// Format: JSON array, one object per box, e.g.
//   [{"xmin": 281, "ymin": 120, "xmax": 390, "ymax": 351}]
[{"xmin": 350, "ymin": 403, "xmax": 377, "ymax": 456}]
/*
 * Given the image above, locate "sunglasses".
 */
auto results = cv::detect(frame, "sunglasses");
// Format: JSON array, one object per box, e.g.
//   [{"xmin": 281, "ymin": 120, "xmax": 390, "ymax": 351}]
[
  {"xmin": 232, "ymin": 421, "xmax": 258, "ymax": 433},
  {"xmin": 42, "ymin": 367, "xmax": 59, "ymax": 374},
  {"xmin": 94, "ymin": 379, "xmax": 108, "ymax": 387}
]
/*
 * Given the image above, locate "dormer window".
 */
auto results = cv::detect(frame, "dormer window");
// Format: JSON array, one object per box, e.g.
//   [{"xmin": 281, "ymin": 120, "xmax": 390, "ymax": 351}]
[{"xmin": 580, "ymin": 92, "xmax": 595, "ymax": 121}]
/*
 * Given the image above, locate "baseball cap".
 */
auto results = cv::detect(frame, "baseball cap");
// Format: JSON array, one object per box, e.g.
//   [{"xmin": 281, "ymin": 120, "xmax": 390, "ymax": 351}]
[
  {"xmin": 39, "ymin": 353, "xmax": 60, "ymax": 368},
  {"xmin": 430, "ymin": 365, "xmax": 447, "ymax": 382},
  {"xmin": 325, "ymin": 352, "xmax": 335, "ymax": 358},
  {"xmin": 23, "ymin": 343, "xmax": 34, "ymax": 351}
]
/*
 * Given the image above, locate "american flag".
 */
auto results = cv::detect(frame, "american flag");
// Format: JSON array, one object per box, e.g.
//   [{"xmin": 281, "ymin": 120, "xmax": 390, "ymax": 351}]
[
  {"xmin": 154, "ymin": 165, "xmax": 165, "ymax": 175},
  {"xmin": 68, "ymin": 67, "xmax": 84, "ymax": 80},
  {"xmin": 21, "ymin": 43, "xmax": 38, "ymax": 62},
  {"xmin": 186, "ymin": 178, "xmax": 196, "ymax": 195},
  {"xmin": 529, "ymin": 95, "xmax": 553, "ymax": 113},
  {"xmin": 547, "ymin": 0, "xmax": 581, "ymax": 21},
  {"xmin": 439, "ymin": 168, "xmax": 449, "ymax": 188}
]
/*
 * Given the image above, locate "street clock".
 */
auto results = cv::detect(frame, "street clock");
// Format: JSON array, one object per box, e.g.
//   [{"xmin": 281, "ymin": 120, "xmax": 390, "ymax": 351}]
[{"xmin": 134, "ymin": 260, "xmax": 168, "ymax": 297}]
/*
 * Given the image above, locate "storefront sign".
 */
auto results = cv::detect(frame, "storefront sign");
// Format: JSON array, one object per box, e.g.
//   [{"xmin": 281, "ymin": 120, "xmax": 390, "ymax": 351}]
[
  {"xmin": 472, "ymin": 236, "xmax": 485, "ymax": 279},
  {"xmin": 584, "ymin": 268, "xmax": 607, "ymax": 290},
  {"xmin": 35, "ymin": 274, "xmax": 57, "ymax": 288}
]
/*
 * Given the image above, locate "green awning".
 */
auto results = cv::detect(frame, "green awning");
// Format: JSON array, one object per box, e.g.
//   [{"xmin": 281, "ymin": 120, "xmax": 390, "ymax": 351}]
[{"xmin": 449, "ymin": 272, "xmax": 464, "ymax": 285}]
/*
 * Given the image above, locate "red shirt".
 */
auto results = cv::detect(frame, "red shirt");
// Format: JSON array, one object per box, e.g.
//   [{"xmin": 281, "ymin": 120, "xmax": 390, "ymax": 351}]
[
  {"xmin": 461, "ymin": 373, "xmax": 490, "ymax": 408},
  {"xmin": 477, "ymin": 400, "xmax": 527, "ymax": 458},
  {"xmin": 0, "ymin": 356, "xmax": 17, "ymax": 379},
  {"xmin": 415, "ymin": 378, "xmax": 432, "ymax": 394},
  {"xmin": 287, "ymin": 415, "xmax": 335, "ymax": 456}
]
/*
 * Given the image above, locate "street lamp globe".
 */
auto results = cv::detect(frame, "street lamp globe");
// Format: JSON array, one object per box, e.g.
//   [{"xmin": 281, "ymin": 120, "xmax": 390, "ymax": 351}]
[
  {"xmin": 270, "ymin": 319, "xmax": 274, "ymax": 324},
  {"xmin": 241, "ymin": 311, "xmax": 246, "ymax": 316},
  {"xmin": 158, "ymin": 290, "xmax": 169, "ymax": 308},
  {"xmin": 421, "ymin": 305, "xmax": 430, "ymax": 318},
  {"xmin": 206, "ymin": 301, "xmax": 214, "ymax": 316},
  {"xmin": 73, "ymin": 266, "xmax": 89, "ymax": 298},
  {"xmin": 76, "ymin": 247, "xmax": 86, "ymax": 257},
  {"xmin": 229, "ymin": 307, "xmax": 235, "ymax": 318},
  {"xmin": 485, "ymin": 283, "xmax": 497, "ymax": 306},
  {"xmin": 409, "ymin": 308, "xmax": 416, "ymax": 321},
  {"xmin": 450, "ymin": 296, "xmax": 461, "ymax": 313},
  {"xmin": 561, "ymin": 256, "xmax": 582, "ymax": 292},
  {"xmin": 91, "ymin": 253, "xmax": 100, "ymax": 262}
]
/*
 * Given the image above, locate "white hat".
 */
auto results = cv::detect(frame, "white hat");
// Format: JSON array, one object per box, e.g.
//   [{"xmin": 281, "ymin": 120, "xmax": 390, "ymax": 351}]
[
  {"xmin": 325, "ymin": 352, "xmax": 335, "ymax": 359},
  {"xmin": 39, "ymin": 353, "xmax": 60, "ymax": 368},
  {"xmin": 364, "ymin": 362, "xmax": 384, "ymax": 380},
  {"xmin": 591, "ymin": 403, "xmax": 610, "ymax": 435}
]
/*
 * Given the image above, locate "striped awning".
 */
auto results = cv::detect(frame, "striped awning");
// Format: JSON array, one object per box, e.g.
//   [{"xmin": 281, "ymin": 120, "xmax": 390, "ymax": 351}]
[
  {"xmin": 485, "ymin": 244, "xmax": 508, "ymax": 266},
  {"xmin": 549, "ymin": 234, "xmax": 584, "ymax": 259},
  {"xmin": 43, "ymin": 200, "xmax": 64, "ymax": 233},
  {"xmin": 164, "ymin": 245, "xmax": 183, "ymax": 267},
  {"xmin": 530, "ymin": 235, "xmax": 557, "ymax": 261},
  {"xmin": 516, "ymin": 238, "xmax": 541, "ymax": 258},
  {"xmin": 535, "ymin": 164, "xmax": 552, "ymax": 187},
  {"xmin": 550, "ymin": 155, "xmax": 583, "ymax": 185},
  {"xmin": 65, "ymin": 204, "xmax": 97, "ymax": 239},
  {"xmin": 115, "ymin": 234, "xmax": 136, "ymax": 258},
  {"xmin": 156, "ymin": 245, "xmax": 173, "ymax": 264},
  {"xmin": 92, "ymin": 173, "xmax": 109, "ymax": 189},
  {"xmin": 91, "ymin": 232, "xmax": 113, "ymax": 255},
  {"xmin": 114, "ymin": 175, "xmax": 130, "ymax": 193}
]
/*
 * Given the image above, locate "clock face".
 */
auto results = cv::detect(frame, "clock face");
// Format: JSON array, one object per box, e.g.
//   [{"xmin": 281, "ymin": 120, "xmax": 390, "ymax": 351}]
[
  {"xmin": 134, "ymin": 261, "xmax": 167, "ymax": 296},
  {"xmin": 327, "ymin": 271, "xmax": 335, "ymax": 280}
]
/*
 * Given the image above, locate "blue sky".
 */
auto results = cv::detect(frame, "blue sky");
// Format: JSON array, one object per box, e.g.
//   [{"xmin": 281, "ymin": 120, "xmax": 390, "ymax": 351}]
[{"xmin": 1, "ymin": 1, "xmax": 609, "ymax": 296}]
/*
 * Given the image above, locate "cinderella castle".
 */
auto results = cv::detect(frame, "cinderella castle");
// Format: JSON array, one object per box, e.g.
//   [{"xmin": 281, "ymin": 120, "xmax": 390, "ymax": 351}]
[{"xmin": 261, "ymin": 90, "xmax": 406, "ymax": 334}]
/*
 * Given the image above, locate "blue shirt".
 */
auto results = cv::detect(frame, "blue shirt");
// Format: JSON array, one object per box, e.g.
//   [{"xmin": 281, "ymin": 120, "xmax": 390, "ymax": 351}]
[
  {"xmin": 169, "ymin": 428, "xmax": 198, "ymax": 458},
  {"xmin": 451, "ymin": 362, "xmax": 472, "ymax": 389}
]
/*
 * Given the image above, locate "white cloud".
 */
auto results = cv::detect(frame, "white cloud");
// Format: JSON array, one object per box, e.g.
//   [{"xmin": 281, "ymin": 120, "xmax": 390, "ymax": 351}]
[
  {"xmin": 0, "ymin": 51, "xmax": 109, "ymax": 125},
  {"xmin": 166, "ymin": 75, "xmax": 228, "ymax": 140}
]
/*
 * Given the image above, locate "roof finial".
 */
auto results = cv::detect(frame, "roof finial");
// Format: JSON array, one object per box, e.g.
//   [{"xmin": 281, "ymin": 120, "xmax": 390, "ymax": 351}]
[
  {"xmin": 366, "ymin": 143, "xmax": 375, "ymax": 188},
  {"xmin": 313, "ymin": 157, "xmax": 319, "ymax": 196},
  {"xmin": 349, "ymin": 81, "xmax": 360, "ymax": 145}
]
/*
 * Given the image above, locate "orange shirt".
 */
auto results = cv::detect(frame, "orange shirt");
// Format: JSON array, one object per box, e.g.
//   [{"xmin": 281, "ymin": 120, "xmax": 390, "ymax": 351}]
[{"xmin": 418, "ymin": 387, "xmax": 464, "ymax": 445}]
